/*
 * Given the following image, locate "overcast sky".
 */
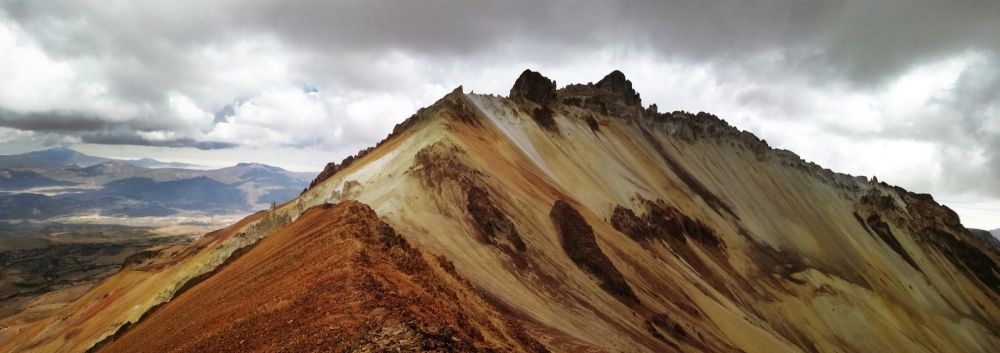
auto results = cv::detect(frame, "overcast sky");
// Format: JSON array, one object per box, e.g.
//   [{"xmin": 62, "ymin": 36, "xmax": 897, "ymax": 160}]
[{"xmin": 0, "ymin": 1, "xmax": 997, "ymax": 228}]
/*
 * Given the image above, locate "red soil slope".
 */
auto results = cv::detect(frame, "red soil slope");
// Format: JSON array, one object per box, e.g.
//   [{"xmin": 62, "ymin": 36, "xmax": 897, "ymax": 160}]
[{"xmin": 96, "ymin": 201, "xmax": 547, "ymax": 353}]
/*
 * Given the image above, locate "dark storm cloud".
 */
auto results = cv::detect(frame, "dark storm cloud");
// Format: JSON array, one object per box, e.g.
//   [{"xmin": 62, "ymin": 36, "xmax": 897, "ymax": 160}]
[
  {"xmin": 0, "ymin": 109, "xmax": 234, "ymax": 150},
  {"xmin": 220, "ymin": 0, "xmax": 1000, "ymax": 85},
  {"xmin": 7, "ymin": 1, "xmax": 999, "ymax": 86},
  {"xmin": 0, "ymin": 109, "xmax": 111, "ymax": 132},
  {"xmin": 80, "ymin": 130, "xmax": 236, "ymax": 150}
]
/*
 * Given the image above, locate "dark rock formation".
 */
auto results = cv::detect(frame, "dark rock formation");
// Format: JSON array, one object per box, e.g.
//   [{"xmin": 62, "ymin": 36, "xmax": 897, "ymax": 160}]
[
  {"xmin": 864, "ymin": 214, "xmax": 919, "ymax": 269},
  {"xmin": 556, "ymin": 70, "xmax": 644, "ymax": 119},
  {"xmin": 919, "ymin": 227, "xmax": 1000, "ymax": 295},
  {"xmin": 308, "ymin": 146, "xmax": 376, "ymax": 190},
  {"xmin": 611, "ymin": 200, "xmax": 734, "ymax": 298},
  {"xmin": 510, "ymin": 69, "xmax": 557, "ymax": 106},
  {"xmin": 595, "ymin": 70, "xmax": 641, "ymax": 107},
  {"xmin": 585, "ymin": 115, "xmax": 600, "ymax": 132},
  {"xmin": 120, "ymin": 249, "xmax": 162, "ymax": 270},
  {"xmin": 531, "ymin": 106, "xmax": 558, "ymax": 132},
  {"xmin": 410, "ymin": 141, "xmax": 481, "ymax": 187},
  {"xmin": 650, "ymin": 313, "xmax": 688, "ymax": 339},
  {"xmin": 612, "ymin": 200, "xmax": 723, "ymax": 249},
  {"xmin": 550, "ymin": 200, "xmax": 639, "ymax": 305},
  {"xmin": 879, "ymin": 187, "xmax": 1000, "ymax": 294},
  {"xmin": 309, "ymin": 162, "xmax": 340, "ymax": 189},
  {"xmin": 467, "ymin": 186, "xmax": 526, "ymax": 252},
  {"xmin": 611, "ymin": 206, "xmax": 654, "ymax": 241}
]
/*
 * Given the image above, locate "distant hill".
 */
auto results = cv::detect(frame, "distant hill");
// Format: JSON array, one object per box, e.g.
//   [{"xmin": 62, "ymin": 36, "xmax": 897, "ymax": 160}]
[
  {"xmin": 65, "ymin": 160, "xmax": 148, "ymax": 179},
  {"xmin": 127, "ymin": 158, "xmax": 201, "ymax": 169},
  {"xmin": 0, "ymin": 176, "xmax": 248, "ymax": 219},
  {"xmin": 0, "ymin": 147, "xmax": 110, "ymax": 170},
  {"xmin": 0, "ymin": 148, "xmax": 197, "ymax": 171},
  {"xmin": 98, "ymin": 177, "xmax": 247, "ymax": 216},
  {"xmin": 0, "ymin": 148, "xmax": 315, "ymax": 219},
  {"xmin": 0, "ymin": 169, "xmax": 76, "ymax": 190}
]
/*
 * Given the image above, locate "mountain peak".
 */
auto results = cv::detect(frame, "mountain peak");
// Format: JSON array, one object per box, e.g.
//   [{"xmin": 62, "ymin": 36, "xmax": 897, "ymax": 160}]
[
  {"xmin": 1, "ymin": 146, "xmax": 112, "ymax": 168},
  {"xmin": 554, "ymin": 70, "xmax": 644, "ymax": 119},
  {"xmin": 235, "ymin": 162, "xmax": 282, "ymax": 171},
  {"xmin": 509, "ymin": 69, "xmax": 556, "ymax": 106},
  {"xmin": 20, "ymin": 71, "xmax": 1000, "ymax": 353},
  {"xmin": 595, "ymin": 70, "xmax": 641, "ymax": 107},
  {"xmin": 34, "ymin": 146, "xmax": 81, "ymax": 156}
]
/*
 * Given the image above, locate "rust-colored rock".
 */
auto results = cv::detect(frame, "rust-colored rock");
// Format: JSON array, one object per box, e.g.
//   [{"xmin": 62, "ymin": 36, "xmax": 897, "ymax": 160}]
[
  {"xmin": 611, "ymin": 206, "xmax": 654, "ymax": 241},
  {"xmin": 96, "ymin": 201, "xmax": 549, "ymax": 353}
]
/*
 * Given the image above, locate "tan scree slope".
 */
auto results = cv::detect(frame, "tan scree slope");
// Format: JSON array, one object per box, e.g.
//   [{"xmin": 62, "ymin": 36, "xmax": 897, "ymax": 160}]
[
  {"xmin": 4, "ymin": 70, "xmax": 999, "ymax": 352},
  {"xmin": 96, "ymin": 200, "xmax": 549, "ymax": 353}
]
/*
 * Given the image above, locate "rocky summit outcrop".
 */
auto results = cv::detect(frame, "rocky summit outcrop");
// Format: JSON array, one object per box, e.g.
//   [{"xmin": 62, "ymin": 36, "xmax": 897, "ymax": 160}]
[
  {"xmin": 557, "ymin": 70, "xmax": 644, "ymax": 119},
  {"xmin": 8, "ymin": 69, "xmax": 1000, "ymax": 353},
  {"xmin": 509, "ymin": 69, "xmax": 557, "ymax": 106},
  {"xmin": 595, "ymin": 70, "xmax": 641, "ymax": 107}
]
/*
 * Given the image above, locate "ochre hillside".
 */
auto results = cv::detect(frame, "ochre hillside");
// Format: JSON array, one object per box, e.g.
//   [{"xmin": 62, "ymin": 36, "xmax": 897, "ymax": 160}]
[
  {"xmin": 3, "ymin": 70, "xmax": 999, "ymax": 352},
  {"xmin": 95, "ymin": 201, "xmax": 547, "ymax": 353}
]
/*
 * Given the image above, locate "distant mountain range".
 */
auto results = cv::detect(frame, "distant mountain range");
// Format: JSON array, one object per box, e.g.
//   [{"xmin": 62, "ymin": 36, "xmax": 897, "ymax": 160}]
[
  {"xmin": 0, "ymin": 147, "xmax": 110, "ymax": 170},
  {"xmin": 0, "ymin": 148, "xmax": 315, "ymax": 221},
  {"xmin": 0, "ymin": 147, "xmax": 198, "ymax": 171},
  {"xmin": 126, "ymin": 158, "xmax": 201, "ymax": 169},
  {"xmin": 0, "ymin": 169, "xmax": 77, "ymax": 191}
]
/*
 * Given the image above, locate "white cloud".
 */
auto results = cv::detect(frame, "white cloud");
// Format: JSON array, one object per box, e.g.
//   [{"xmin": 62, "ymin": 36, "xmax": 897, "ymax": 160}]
[
  {"xmin": 0, "ymin": 22, "xmax": 76, "ymax": 112},
  {"xmin": 0, "ymin": 1, "xmax": 998, "ymax": 227}
]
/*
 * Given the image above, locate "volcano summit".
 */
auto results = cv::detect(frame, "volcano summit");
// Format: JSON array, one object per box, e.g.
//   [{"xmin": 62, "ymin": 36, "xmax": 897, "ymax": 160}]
[{"xmin": 3, "ymin": 70, "xmax": 999, "ymax": 353}]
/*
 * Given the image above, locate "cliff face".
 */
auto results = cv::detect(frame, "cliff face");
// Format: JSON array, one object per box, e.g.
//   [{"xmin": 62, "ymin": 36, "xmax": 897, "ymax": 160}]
[{"xmin": 5, "ymin": 70, "xmax": 1000, "ymax": 353}]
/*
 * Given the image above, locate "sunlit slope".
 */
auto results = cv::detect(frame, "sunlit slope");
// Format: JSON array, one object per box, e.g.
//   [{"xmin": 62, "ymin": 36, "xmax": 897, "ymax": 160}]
[
  {"xmin": 294, "ymin": 71, "xmax": 999, "ymax": 352},
  {"xmin": 4, "ymin": 69, "xmax": 997, "ymax": 353},
  {"xmin": 0, "ymin": 212, "xmax": 273, "ymax": 352},
  {"xmin": 97, "ymin": 200, "xmax": 548, "ymax": 353}
]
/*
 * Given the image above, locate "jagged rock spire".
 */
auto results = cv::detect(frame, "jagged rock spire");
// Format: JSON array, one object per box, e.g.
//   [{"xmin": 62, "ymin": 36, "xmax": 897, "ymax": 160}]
[
  {"xmin": 509, "ymin": 69, "xmax": 556, "ymax": 106},
  {"xmin": 553, "ymin": 70, "xmax": 645, "ymax": 119},
  {"xmin": 595, "ymin": 70, "xmax": 641, "ymax": 107}
]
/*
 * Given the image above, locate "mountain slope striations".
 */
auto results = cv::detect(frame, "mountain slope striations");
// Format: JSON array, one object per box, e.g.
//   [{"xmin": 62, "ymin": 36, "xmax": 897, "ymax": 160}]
[
  {"xmin": 4, "ymin": 70, "xmax": 999, "ymax": 353},
  {"xmin": 96, "ymin": 201, "xmax": 548, "ymax": 353},
  {"xmin": 296, "ymin": 69, "xmax": 1000, "ymax": 352}
]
